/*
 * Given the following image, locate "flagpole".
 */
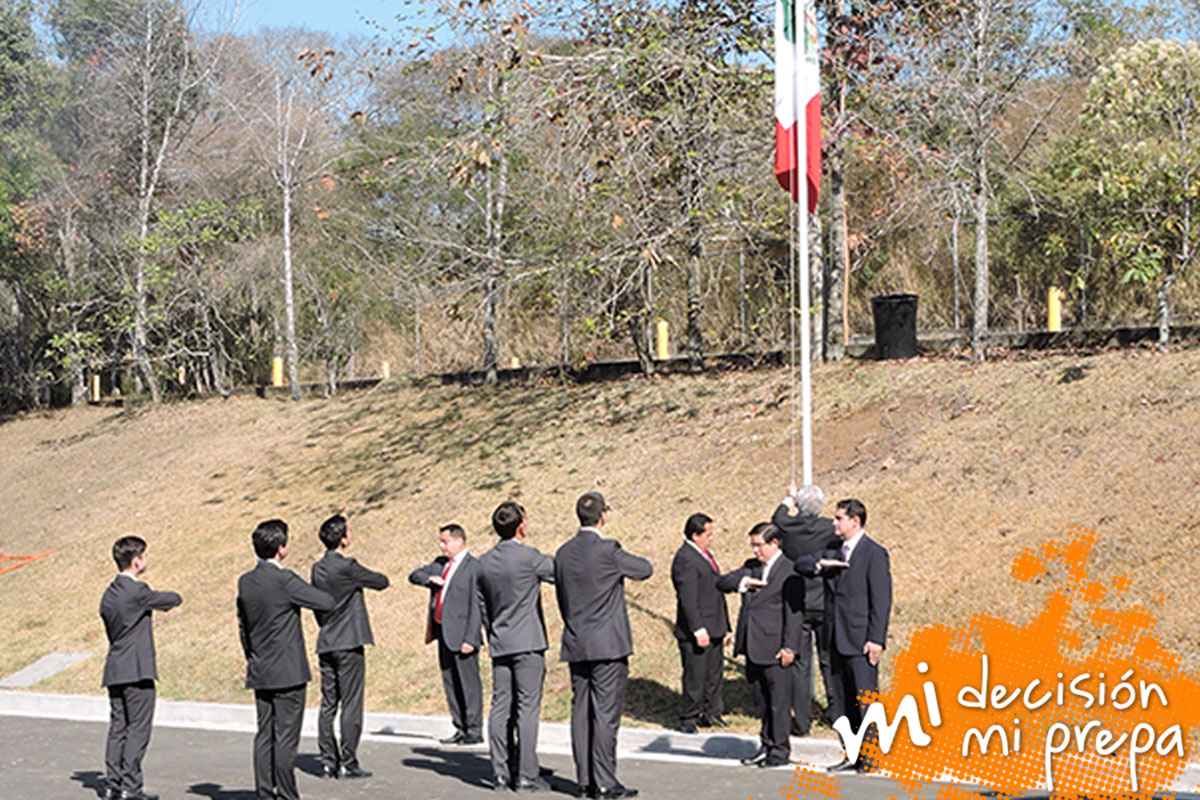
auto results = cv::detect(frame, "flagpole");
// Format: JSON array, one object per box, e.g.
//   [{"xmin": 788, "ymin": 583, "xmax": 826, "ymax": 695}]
[
  {"xmin": 795, "ymin": 0, "xmax": 813, "ymax": 487},
  {"xmin": 798, "ymin": 116, "xmax": 813, "ymax": 487}
]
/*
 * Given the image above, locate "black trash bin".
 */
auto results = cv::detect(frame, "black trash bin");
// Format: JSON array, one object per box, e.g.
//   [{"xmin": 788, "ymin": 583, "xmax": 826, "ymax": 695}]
[{"xmin": 871, "ymin": 293, "xmax": 919, "ymax": 360}]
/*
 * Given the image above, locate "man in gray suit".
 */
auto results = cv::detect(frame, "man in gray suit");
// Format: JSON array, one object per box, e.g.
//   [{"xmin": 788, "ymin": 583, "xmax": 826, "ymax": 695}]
[
  {"xmin": 310, "ymin": 514, "xmax": 390, "ymax": 780},
  {"xmin": 100, "ymin": 535, "xmax": 182, "ymax": 800},
  {"xmin": 237, "ymin": 519, "xmax": 335, "ymax": 800},
  {"xmin": 555, "ymin": 492, "xmax": 652, "ymax": 799},
  {"xmin": 477, "ymin": 501, "xmax": 556, "ymax": 792},
  {"xmin": 409, "ymin": 523, "xmax": 484, "ymax": 745}
]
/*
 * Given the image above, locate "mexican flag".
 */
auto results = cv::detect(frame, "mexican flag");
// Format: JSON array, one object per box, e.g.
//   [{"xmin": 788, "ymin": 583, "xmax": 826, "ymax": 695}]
[{"xmin": 774, "ymin": 0, "xmax": 821, "ymax": 212}]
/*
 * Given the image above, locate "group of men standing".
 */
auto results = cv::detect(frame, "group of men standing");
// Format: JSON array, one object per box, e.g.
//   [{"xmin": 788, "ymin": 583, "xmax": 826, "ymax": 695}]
[
  {"xmin": 97, "ymin": 485, "xmax": 890, "ymax": 800},
  {"xmin": 407, "ymin": 491, "xmax": 650, "ymax": 797},
  {"xmin": 670, "ymin": 485, "xmax": 893, "ymax": 772}
]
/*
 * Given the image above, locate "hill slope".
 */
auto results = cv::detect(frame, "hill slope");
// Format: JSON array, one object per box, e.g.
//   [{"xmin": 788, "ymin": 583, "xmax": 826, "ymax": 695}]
[{"xmin": 2, "ymin": 347, "xmax": 1197, "ymax": 732}]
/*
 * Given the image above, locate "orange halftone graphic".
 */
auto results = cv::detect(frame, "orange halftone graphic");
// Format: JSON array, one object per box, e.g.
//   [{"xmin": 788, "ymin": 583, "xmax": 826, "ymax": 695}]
[
  {"xmin": 782, "ymin": 766, "xmax": 841, "ymax": 800},
  {"xmin": 795, "ymin": 527, "xmax": 1200, "ymax": 800}
]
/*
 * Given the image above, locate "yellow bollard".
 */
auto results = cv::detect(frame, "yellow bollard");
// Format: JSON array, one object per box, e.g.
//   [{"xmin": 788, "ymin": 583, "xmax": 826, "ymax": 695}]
[
  {"xmin": 510, "ymin": 356, "xmax": 521, "ymax": 369},
  {"xmin": 91, "ymin": 374, "xmax": 101, "ymax": 403},
  {"xmin": 1047, "ymin": 287, "xmax": 1064, "ymax": 332},
  {"xmin": 381, "ymin": 361, "xmax": 390, "ymax": 380},
  {"xmin": 272, "ymin": 357, "xmax": 284, "ymax": 387},
  {"xmin": 655, "ymin": 319, "xmax": 669, "ymax": 360}
]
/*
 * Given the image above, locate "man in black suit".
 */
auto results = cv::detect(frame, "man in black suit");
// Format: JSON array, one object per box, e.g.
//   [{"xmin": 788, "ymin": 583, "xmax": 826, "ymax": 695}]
[
  {"xmin": 100, "ymin": 535, "xmax": 182, "ymax": 800},
  {"xmin": 477, "ymin": 501, "xmax": 556, "ymax": 792},
  {"xmin": 555, "ymin": 491, "xmax": 652, "ymax": 799},
  {"xmin": 717, "ymin": 522, "xmax": 803, "ymax": 769},
  {"xmin": 409, "ymin": 523, "xmax": 484, "ymax": 745},
  {"xmin": 771, "ymin": 483, "xmax": 840, "ymax": 736},
  {"xmin": 794, "ymin": 498, "xmax": 892, "ymax": 772},
  {"xmin": 237, "ymin": 519, "xmax": 335, "ymax": 800},
  {"xmin": 310, "ymin": 514, "xmax": 390, "ymax": 780},
  {"xmin": 670, "ymin": 512, "xmax": 730, "ymax": 734}
]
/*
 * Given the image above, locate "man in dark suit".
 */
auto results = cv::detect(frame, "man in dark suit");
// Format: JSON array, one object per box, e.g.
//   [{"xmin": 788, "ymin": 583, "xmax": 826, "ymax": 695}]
[
  {"xmin": 670, "ymin": 512, "xmax": 730, "ymax": 734},
  {"xmin": 555, "ymin": 491, "xmax": 652, "ymax": 799},
  {"xmin": 771, "ymin": 483, "xmax": 840, "ymax": 736},
  {"xmin": 477, "ymin": 501, "xmax": 556, "ymax": 792},
  {"xmin": 310, "ymin": 514, "xmax": 390, "ymax": 780},
  {"xmin": 717, "ymin": 522, "xmax": 803, "ymax": 769},
  {"xmin": 794, "ymin": 498, "xmax": 892, "ymax": 772},
  {"xmin": 100, "ymin": 535, "xmax": 182, "ymax": 800},
  {"xmin": 237, "ymin": 519, "xmax": 335, "ymax": 800},
  {"xmin": 409, "ymin": 523, "xmax": 484, "ymax": 745}
]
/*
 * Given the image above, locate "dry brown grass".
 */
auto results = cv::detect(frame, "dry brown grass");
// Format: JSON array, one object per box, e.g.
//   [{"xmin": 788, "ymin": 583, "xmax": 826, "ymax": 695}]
[{"xmin": 2, "ymin": 345, "xmax": 1198, "ymax": 735}]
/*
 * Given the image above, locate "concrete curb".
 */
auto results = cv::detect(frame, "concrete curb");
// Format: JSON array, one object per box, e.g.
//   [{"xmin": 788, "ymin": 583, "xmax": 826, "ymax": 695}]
[
  {"xmin": 0, "ymin": 689, "xmax": 842, "ymax": 769},
  {"xmin": 6, "ymin": 690, "xmax": 1197, "ymax": 791}
]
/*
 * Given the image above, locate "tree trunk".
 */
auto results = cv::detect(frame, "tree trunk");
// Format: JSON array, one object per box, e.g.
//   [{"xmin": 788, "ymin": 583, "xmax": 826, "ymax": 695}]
[
  {"xmin": 1157, "ymin": 272, "xmax": 1177, "ymax": 351},
  {"xmin": 971, "ymin": 149, "xmax": 989, "ymax": 362},
  {"xmin": 281, "ymin": 179, "xmax": 301, "ymax": 400}
]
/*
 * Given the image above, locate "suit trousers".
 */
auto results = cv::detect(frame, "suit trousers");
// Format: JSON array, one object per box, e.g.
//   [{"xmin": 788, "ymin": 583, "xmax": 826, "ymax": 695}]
[
  {"xmin": 253, "ymin": 684, "xmax": 306, "ymax": 800},
  {"xmin": 677, "ymin": 638, "xmax": 724, "ymax": 724},
  {"xmin": 438, "ymin": 640, "xmax": 483, "ymax": 738},
  {"xmin": 568, "ymin": 658, "xmax": 629, "ymax": 792},
  {"xmin": 746, "ymin": 660, "xmax": 792, "ymax": 762},
  {"xmin": 829, "ymin": 649, "xmax": 879, "ymax": 768},
  {"xmin": 105, "ymin": 679, "xmax": 156, "ymax": 795},
  {"xmin": 488, "ymin": 651, "xmax": 546, "ymax": 785},
  {"xmin": 318, "ymin": 647, "xmax": 366, "ymax": 770},
  {"xmin": 790, "ymin": 614, "xmax": 832, "ymax": 734}
]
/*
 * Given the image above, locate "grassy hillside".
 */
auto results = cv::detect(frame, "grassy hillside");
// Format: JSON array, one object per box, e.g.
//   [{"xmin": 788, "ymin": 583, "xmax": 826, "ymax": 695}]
[{"xmin": 2, "ymin": 346, "xmax": 1197, "ymax": 734}]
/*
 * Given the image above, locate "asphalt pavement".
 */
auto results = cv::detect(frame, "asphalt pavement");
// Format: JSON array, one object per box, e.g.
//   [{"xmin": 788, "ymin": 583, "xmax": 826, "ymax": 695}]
[{"xmin": 0, "ymin": 714, "xmax": 913, "ymax": 800}]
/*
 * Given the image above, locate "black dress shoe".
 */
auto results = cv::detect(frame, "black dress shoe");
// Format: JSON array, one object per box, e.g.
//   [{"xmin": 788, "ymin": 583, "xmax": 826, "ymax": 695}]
[
  {"xmin": 759, "ymin": 757, "xmax": 790, "ymax": 768},
  {"xmin": 740, "ymin": 750, "xmax": 768, "ymax": 766},
  {"xmin": 515, "ymin": 776, "xmax": 551, "ymax": 792},
  {"xmin": 320, "ymin": 764, "xmax": 339, "ymax": 779},
  {"xmin": 827, "ymin": 758, "xmax": 858, "ymax": 773},
  {"xmin": 595, "ymin": 785, "xmax": 638, "ymax": 798},
  {"xmin": 103, "ymin": 788, "xmax": 121, "ymax": 800},
  {"xmin": 440, "ymin": 731, "xmax": 466, "ymax": 744},
  {"xmin": 462, "ymin": 734, "xmax": 484, "ymax": 745},
  {"xmin": 341, "ymin": 765, "xmax": 372, "ymax": 778},
  {"xmin": 577, "ymin": 785, "xmax": 597, "ymax": 798},
  {"xmin": 493, "ymin": 776, "xmax": 513, "ymax": 791},
  {"xmin": 121, "ymin": 792, "xmax": 159, "ymax": 800},
  {"xmin": 791, "ymin": 723, "xmax": 811, "ymax": 737},
  {"xmin": 705, "ymin": 715, "xmax": 729, "ymax": 728},
  {"xmin": 681, "ymin": 721, "xmax": 698, "ymax": 734}
]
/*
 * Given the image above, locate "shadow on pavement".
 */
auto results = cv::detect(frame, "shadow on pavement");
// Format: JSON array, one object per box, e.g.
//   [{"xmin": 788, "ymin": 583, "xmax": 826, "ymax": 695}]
[
  {"xmin": 294, "ymin": 752, "xmax": 326, "ymax": 777},
  {"xmin": 401, "ymin": 746, "xmax": 495, "ymax": 790},
  {"xmin": 186, "ymin": 781, "xmax": 257, "ymax": 799},
  {"xmin": 69, "ymin": 770, "xmax": 106, "ymax": 797}
]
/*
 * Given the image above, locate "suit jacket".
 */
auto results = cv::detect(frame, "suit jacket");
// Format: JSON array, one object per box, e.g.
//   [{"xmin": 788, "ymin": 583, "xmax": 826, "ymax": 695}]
[
  {"xmin": 670, "ymin": 542, "xmax": 729, "ymax": 642},
  {"xmin": 476, "ymin": 539, "xmax": 555, "ymax": 658},
  {"xmin": 409, "ymin": 552, "xmax": 483, "ymax": 650},
  {"xmin": 237, "ymin": 561, "xmax": 335, "ymax": 690},
  {"xmin": 771, "ymin": 504, "xmax": 839, "ymax": 616},
  {"xmin": 795, "ymin": 535, "xmax": 892, "ymax": 657},
  {"xmin": 310, "ymin": 550, "xmax": 390, "ymax": 654},
  {"xmin": 100, "ymin": 574, "xmax": 182, "ymax": 687},
  {"xmin": 554, "ymin": 527, "xmax": 653, "ymax": 663},
  {"xmin": 717, "ymin": 554, "xmax": 803, "ymax": 665}
]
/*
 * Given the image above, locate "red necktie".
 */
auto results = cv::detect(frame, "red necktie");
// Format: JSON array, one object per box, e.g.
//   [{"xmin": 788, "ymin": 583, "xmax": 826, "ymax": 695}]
[
  {"xmin": 702, "ymin": 550, "xmax": 718, "ymax": 572},
  {"xmin": 434, "ymin": 560, "xmax": 453, "ymax": 623}
]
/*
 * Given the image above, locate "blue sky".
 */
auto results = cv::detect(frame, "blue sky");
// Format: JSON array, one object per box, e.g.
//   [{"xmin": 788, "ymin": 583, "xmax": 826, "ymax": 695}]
[{"xmin": 218, "ymin": 0, "xmax": 411, "ymax": 38}]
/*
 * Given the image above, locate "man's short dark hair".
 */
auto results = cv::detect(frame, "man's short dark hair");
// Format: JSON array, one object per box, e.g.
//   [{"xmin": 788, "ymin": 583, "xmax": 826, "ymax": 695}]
[
  {"xmin": 684, "ymin": 513, "xmax": 712, "ymax": 541},
  {"xmin": 318, "ymin": 514, "xmax": 347, "ymax": 550},
  {"xmin": 112, "ymin": 536, "xmax": 146, "ymax": 571},
  {"xmin": 440, "ymin": 523, "xmax": 467, "ymax": 542},
  {"xmin": 492, "ymin": 502, "xmax": 525, "ymax": 540},
  {"xmin": 748, "ymin": 521, "xmax": 781, "ymax": 545},
  {"xmin": 253, "ymin": 519, "xmax": 289, "ymax": 560},
  {"xmin": 837, "ymin": 498, "xmax": 867, "ymax": 528},
  {"xmin": 575, "ymin": 491, "xmax": 608, "ymax": 527}
]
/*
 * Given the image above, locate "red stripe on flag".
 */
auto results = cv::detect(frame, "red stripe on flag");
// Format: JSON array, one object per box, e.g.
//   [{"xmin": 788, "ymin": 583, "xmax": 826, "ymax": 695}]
[
  {"xmin": 805, "ymin": 94, "xmax": 821, "ymax": 214},
  {"xmin": 774, "ymin": 120, "xmax": 798, "ymax": 201}
]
